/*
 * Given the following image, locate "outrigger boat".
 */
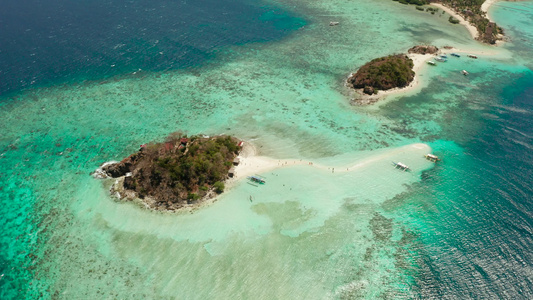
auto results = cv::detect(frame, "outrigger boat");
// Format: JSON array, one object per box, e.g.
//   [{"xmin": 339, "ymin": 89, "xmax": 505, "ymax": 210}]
[
  {"xmin": 451, "ymin": 53, "xmax": 461, "ymax": 57},
  {"xmin": 427, "ymin": 61, "xmax": 436, "ymax": 66},
  {"xmin": 435, "ymin": 57, "xmax": 447, "ymax": 62},
  {"xmin": 392, "ymin": 162, "xmax": 410, "ymax": 171},
  {"xmin": 424, "ymin": 154, "xmax": 440, "ymax": 162},
  {"xmin": 248, "ymin": 175, "xmax": 266, "ymax": 184}
]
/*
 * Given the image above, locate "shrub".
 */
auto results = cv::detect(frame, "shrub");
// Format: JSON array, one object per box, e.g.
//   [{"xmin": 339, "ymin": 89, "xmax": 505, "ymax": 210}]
[
  {"xmin": 214, "ymin": 181, "xmax": 225, "ymax": 194},
  {"xmin": 449, "ymin": 16, "xmax": 460, "ymax": 24},
  {"xmin": 187, "ymin": 193, "xmax": 200, "ymax": 200}
]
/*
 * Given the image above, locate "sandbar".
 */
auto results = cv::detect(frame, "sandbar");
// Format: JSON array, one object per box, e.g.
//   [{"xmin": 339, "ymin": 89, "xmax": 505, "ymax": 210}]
[{"xmin": 226, "ymin": 142, "xmax": 431, "ymax": 188}]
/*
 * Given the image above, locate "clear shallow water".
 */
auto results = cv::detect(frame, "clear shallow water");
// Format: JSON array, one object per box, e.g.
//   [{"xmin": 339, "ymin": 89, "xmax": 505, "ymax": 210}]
[{"xmin": 1, "ymin": 0, "xmax": 532, "ymax": 299}]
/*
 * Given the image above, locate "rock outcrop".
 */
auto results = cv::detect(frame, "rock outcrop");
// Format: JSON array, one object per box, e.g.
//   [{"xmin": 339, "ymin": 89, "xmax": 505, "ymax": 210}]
[{"xmin": 408, "ymin": 45, "xmax": 439, "ymax": 55}]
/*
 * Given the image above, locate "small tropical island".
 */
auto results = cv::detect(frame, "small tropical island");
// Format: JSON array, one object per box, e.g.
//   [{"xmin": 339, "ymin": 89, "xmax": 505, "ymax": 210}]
[
  {"xmin": 347, "ymin": 45, "xmax": 445, "ymax": 105},
  {"xmin": 95, "ymin": 133, "xmax": 243, "ymax": 211},
  {"xmin": 347, "ymin": 54, "xmax": 415, "ymax": 96}
]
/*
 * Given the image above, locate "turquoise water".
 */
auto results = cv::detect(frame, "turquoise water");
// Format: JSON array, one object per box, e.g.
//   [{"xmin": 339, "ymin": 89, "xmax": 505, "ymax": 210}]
[{"xmin": 1, "ymin": 0, "xmax": 533, "ymax": 298}]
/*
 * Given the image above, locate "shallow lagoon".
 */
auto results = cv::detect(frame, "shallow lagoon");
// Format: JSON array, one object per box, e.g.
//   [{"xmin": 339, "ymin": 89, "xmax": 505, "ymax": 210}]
[{"xmin": 1, "ymin": 0, "xmax": 533, "ymax": 298}]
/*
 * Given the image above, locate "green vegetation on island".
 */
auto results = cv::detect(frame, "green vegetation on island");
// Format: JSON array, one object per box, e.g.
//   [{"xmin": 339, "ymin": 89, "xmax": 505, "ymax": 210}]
[
  {"xmin": 441, "ymin": 0, "xmax": 501, "ymax": 44},
  {"xmin": 393, "ymin": 0, "xmax": 502, "ymax": 44},
  {"xmin": 395, "ymin": 0, "xmax": 427, "ymax": 6},
  {"xmin": 100, "ymin": 133, "xmax": 242, "ymax": 211},
  {"xmin": 347, "ymin": 54, "xmax": 415, "ymax": 95}
]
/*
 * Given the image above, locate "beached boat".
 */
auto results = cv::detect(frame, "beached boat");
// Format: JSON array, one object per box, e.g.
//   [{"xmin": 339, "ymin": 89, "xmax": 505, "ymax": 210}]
[
  {"xmin": 392, "ymin": 162, "xmax": 410, "ymax": 171},
  {"xmin": 467, "ymin": 54, "xmax": 478, "ymax": 59},
  {"xmin": 427, "ymin": 61, "xmax": 436, "ymax": 66},
  {"xmin": 435, "ymin": 57, "xmax": 447, "ymax": 62},
  {"xmin": 461, "ymin": 70, "xmax": 469, "ymax": 76},
  {"xmin": 451, "ymin": 53, "xmax": 461, "ymax": 57},
  {"xmin": 424, "ymin": 154, "xmax": 440, "ymax": 162},
  {"xmin": 248, "ymin": 175, "xmax": 265, "ymax": 184}
]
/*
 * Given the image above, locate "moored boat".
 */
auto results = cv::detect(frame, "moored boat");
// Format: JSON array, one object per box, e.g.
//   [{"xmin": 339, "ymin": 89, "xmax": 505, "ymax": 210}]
[
  {"xmin": 461, "ymin": 70, "xmax": 469, "ymax": 76},
  {"xmin": 248, "ymin": 175, "xmax": 266, "ymax": 184},
  {"xmin": 425, "ymin": 154, "xmax": 440, "ymax": 162},
  {"xmin": 467, "ymin": 54, "xmax": 478, "ymax": 59},
  {"xmin": 427, "ymin": 61, "xmax": 436, "ymax": 66},
  {"xmin": 393, "ymin": 162, "xmax": 410, "ymax": 171},
  {"xmin": 451, "ymin": 53, "xmax": 461, "ymax": 57},
  {"xmin": 435, "ymin": 57, "xmax": 447, "ymax": 62},
  {"xmin": 440, "ymin": 55, "xmax": 448, "ymax": 59}
]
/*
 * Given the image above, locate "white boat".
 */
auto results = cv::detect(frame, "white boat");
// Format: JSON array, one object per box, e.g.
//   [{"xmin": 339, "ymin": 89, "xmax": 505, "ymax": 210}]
[
  {"xmin": 461, "ymin": 70, "xmax": 469, "ymax": 75},
  {"xmin": 248, "ymin": 175, "xmax": 265, "ymax": 184},
  {"xmin": 435, "ymin": 57, "xmax": 447, "ymax": 62},
  {"xmin": 427, "ymin": 61, "xmax": 436, "ymax": 66},
  {"xmin": 329, "ymin": 21, "xmax": 339, "ymax": 26},
  {"xmin": 393, "ymin": 162, "xmax": 410, "ymax": 171},
  {"xmin": 425, "ymin": 154, "xmax": 440, "ymax": 162}
]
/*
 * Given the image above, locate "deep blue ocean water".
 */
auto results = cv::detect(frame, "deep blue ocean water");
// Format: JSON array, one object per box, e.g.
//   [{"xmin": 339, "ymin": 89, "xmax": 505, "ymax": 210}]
[
  {"xmin": 388, "ymin": 69, "xmax": 533, "ymax": 298},
  {"xmin": 0, "ymin": 0, "xmax": 305, "ymax": 96},
  {"xmin": 408, "ymin": 9, "xmax": 533, "ymax": 296}
]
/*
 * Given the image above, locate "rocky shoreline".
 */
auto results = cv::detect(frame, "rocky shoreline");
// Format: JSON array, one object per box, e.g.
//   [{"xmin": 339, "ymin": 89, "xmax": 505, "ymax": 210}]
[{"xmin": 93, "ymin": 133, "xmax": 243, "ymax": 212}]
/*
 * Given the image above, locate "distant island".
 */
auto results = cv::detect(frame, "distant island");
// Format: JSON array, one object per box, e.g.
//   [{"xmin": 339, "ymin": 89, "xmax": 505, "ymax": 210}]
[
  {"xmin": 347, "ymin": 54, "xmax": 415, "ymax": 96},
  {"xmin": 95, "ymin": 133, "xmax": 242, "ymax": 211},
  {"xmin": 393, "ymin": 0, "xmax": 502, "ymax": 44},
  {"xmin": 348, "ymin": 45, "xmax": 443, "ymax": 105}
]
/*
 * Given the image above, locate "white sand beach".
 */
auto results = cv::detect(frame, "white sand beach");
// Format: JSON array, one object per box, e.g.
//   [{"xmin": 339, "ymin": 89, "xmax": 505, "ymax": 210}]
[
  {"xmin": 430, "ymin": 3, "xmax": 479, "ymax": 40},
  {"xmin": 482, "ymin": 0, "xmax": 500, "ymax": 14},
  {"xmin": 376, "ymin": 52, "xmax": 432, "ymax": 97},
  {"xmin": 227, "ymin": 142, "xmax": 431, "ymax": 187},
  {"xmin": 352, "ymin": 44, "xmax": 505, "ymax": 105},
  {"xmin": 370, "ymin": 0, "xmax": 514, "ymax": 102}
]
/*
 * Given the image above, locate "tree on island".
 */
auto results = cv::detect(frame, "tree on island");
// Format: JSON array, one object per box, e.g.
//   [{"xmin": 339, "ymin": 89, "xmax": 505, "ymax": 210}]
[
  {"xmin": 347, "ymin": 54, "xmax": 415, "ymax": 95},
  {"xmin": 101, "ymin": 133, "xmax": 242, "ymax": 210},
  {"xmin": 401, "ymin": 0, "xmax": 502, "ymax": 44}
]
